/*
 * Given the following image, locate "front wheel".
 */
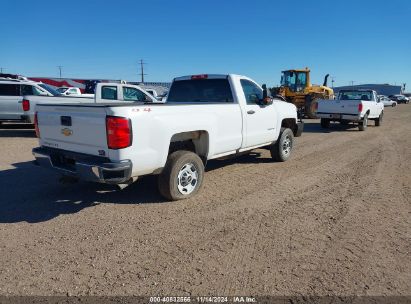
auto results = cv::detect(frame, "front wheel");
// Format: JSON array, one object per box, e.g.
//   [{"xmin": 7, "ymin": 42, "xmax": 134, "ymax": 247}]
[
  {"xmin": 270, "ymin": 128, "xmax": 294, "ymax": 162},
  {"xmin": 375, "ymin": 112, "xmax": 383, "ymax": 126},
  {"xmin": 158, "ymin": 150, "xmax": 204, "ymax": 200},
  {"xmin": 359, "ymin": 113, "xmax": 368, "ymax": 131}
]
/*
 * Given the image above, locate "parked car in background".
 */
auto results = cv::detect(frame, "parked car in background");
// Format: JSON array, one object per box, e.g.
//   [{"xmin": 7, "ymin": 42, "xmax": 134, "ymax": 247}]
[
  {"xmin": 316, "ymin": 89, "xmax": 384, "ymax": 131},
  {"xmin": 379, "ymin": 95, "xmax": 397, "ymax": 107},
  {"xmin": 389, "ymin": 95, "xmax": 409, "ymax": 104},
  {"xmin": 0, "ymin": 77, "xmax": 58, "ymax": 124},
  {"xmin": 22, "ymin": 82, "xmax": 160, "ymax": 124},
  {"xmin": 32, "ymin": 74, "xmax": 303, "ymax": 200}
]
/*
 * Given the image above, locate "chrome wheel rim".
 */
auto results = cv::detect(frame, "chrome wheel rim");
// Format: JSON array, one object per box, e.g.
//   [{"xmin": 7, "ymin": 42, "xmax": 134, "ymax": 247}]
[
  {"xmin": 177, "ymin": 163, "xmax": 198, "ymax": 195},
  {"xmin": 282, "ymin": 135, "xmax": 292, "ymax": 156}
]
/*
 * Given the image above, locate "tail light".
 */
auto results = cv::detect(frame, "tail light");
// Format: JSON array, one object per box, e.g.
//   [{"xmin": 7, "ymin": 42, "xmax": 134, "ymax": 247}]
[
  {"xmin": 358, "ymin": 103, "xmax": 363, "ymax": 112},
  {"xmin": 22, "ymin": 99, "xmax": 30, "ymax": 111},
  {"xmin": 34, "ymin": 112, "xmax": 40, "ymax": 138},
  {"xmin": 106, "ymin": 116, "xmax": 132, "ymax": 149}
]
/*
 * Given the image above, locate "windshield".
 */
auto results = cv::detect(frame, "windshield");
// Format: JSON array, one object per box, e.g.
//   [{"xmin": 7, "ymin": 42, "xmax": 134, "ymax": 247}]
[
  {"xmin": 39, "ymin": 84, "xmax": 60, "ymax": 96},
  {"xmin": 167, "ymin": 79, "xmax": 234, "ymax": 103},
  {"xmin": 339, "ymin": 91, "xmax": 374, "ymax": 101},
  {"xmin": 281, "ymin": 71, "xmax": 307, "ymax": 92}
]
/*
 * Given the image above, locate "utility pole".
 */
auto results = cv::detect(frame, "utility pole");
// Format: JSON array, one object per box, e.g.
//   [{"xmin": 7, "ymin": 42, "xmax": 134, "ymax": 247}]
[
  {"xmin": 331, "ymin": 76, "xmax": 336, "ymax": 89},
  {"xmin": 139, "ymin": 59, "xmax": 147, "ymax": 83},
  {"xmin": 349, "ymin": 80, "xmax": 355, "ymax": 88},
  {"xmin": 0, "ymin": 67, "xmax": 4, "ymax": 73},
  {"xmin": 57, "ymin": 66, "xmax": 63, "ymax": 78}
]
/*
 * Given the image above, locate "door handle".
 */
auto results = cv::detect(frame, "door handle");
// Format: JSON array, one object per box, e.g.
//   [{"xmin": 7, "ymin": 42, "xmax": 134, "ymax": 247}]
[{"xmin": 247, "ymin": 110, "xmax": 255, "ymax": 114}]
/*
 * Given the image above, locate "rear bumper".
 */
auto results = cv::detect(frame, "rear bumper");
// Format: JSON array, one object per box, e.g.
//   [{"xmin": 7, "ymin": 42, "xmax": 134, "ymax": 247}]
[
  {"xmin": 0, "ymin": 115, "xmax": 31, "ymax": 123},
  {"xmin": 295, "ymin": 121, "xmax": 304, "ymax": 137},
  {"xmin": 32, "ymin": 147, "xmax": 132, "ymax": 184},
  {"xmin": 316, "ymin": 112, "xmax": 361, "ymax": 121}
]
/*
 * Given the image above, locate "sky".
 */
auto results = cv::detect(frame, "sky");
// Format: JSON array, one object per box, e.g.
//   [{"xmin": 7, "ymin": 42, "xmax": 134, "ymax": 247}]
[{"xmin": 1, "ymin": 0, "xmax": 410, "ymax": 89}]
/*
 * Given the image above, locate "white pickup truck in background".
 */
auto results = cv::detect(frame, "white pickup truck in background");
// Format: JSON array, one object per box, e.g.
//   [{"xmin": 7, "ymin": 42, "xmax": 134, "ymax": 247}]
[
  {"xmin": 23, "ymin": 83, "xmax": 159, "ymax": 123},
  {"xmin": 315, "ymin": 89, "xmax": 384, "ymax": 131},
  {"xmin": 33, "ymin": 74, "xmax": 304, "ymax": 200},
  {"xmin": 56, "ymin": 86, "xmax": 94, "ymax": 98}
]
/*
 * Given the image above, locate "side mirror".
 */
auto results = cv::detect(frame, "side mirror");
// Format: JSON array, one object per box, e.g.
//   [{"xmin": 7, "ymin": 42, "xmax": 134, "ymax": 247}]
[{"xmin": 261, "ymin": 84, "xmax": 273, "ymax": 105}]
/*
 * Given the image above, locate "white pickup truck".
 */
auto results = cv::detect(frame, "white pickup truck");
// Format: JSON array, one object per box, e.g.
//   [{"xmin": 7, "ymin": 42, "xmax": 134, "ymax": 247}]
[
  {"xmin": 56, "ymin": 86, "xmax": 94, "ymax": 98},
  {"xmin": 315, "ymin": 89, "xmax": 384, "ymax": 131},
  {"xmin": 23, "ymin": 83, "xmax": 158, "ymax": 123},
  {"xmin": 32, "ymin": 74, "xmax": 304, "ymax": 200}
]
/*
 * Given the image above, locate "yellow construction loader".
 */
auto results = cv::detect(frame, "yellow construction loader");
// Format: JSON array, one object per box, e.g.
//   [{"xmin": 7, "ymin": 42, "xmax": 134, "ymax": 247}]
[{"xmin": 273, "ymin": 68, "xmax": 334, "ymax": 118}]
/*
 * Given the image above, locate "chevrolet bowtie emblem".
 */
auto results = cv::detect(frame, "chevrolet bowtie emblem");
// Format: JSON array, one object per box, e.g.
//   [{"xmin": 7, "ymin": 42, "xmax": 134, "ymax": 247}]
[{"xmin": 61, "ymin": 128, "xmax": 73, "ymax": 136}]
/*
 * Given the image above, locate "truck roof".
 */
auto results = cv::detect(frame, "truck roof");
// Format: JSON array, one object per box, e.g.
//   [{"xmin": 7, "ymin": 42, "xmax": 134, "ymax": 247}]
[{"xmin": 173, "ymin": 74, "xmax": 230, "ymax": 81}]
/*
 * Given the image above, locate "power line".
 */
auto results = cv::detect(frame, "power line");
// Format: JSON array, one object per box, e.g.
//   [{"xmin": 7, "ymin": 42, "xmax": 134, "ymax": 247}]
[
  {"xmin": 139, "ymin": 59, "xmax": 147, "ymax": 83},
  {"xmin": 57, "ymin": 66, "xmax": 63, "ymax": 78}
]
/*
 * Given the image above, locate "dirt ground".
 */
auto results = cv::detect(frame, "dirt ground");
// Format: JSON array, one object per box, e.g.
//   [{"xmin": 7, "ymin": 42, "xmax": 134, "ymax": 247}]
[{"xmin": 0, "ymin": 105, "xmax": 410, "ymax": 297}]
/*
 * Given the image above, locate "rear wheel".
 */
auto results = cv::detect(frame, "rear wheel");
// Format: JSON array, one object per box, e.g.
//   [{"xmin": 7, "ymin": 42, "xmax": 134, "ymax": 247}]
[
  {"xmin": 359, "ymin": 113, "xmax": 368, "ymax": 131},
  {"xmin": 320, "ymin": 118, "xmax": 330, "ymax": 128},
  {"xmin": 270, "ymin": 128, "xmax": 294, "ymax": 162},
  {"xmin": 158, "ymin": 150, "xmax": 204, "ymax": 201},
  {"xmin": 375, "ymin": 112, "xmax": 383, "ymax": 126}
]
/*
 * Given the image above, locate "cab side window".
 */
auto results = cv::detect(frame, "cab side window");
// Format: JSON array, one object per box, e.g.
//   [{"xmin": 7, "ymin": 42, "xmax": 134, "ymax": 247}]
[
  {"xmin": 101, "ymin": 86, "xmax": 118, "ymax": 100},
  {"xmin": 240, "ymin": 79, "xmax": 263, "ymax": 105},
  {"xmin": 123, "ymin": 87, "xmax": 150, "ymax": 102},
  {"xmin": 21, "ymin": 85, "xmax": 35, "ymax": 95}
]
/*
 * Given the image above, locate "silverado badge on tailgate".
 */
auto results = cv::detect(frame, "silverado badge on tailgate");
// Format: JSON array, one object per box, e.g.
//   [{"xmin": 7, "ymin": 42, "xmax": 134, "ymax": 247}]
[{"xmin": 61, "ymin": 128, "xmax": 73, "ymax": 136}]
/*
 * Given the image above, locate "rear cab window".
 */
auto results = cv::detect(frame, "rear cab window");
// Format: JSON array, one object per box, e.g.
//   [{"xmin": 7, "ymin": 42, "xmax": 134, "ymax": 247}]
[
  {"xmin": 167, "ymin": 78, "xmax": 234, "ymax": 103},
  {"xmin": 0, "ymin": 84, "xmax": 20, "ymax": 96},
  {"xmin": 339, "ymin": 91, "xmax": 374, "ymax": 101}
]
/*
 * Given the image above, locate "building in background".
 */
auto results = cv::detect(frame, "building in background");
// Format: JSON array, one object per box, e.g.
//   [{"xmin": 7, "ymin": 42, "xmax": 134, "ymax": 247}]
[{"xmin": 333, "ymin": 84, "xmax": 403, "ymax": 96}]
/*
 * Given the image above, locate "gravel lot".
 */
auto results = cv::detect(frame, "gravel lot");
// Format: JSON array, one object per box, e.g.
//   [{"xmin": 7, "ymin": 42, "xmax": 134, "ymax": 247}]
[{"xmin": 0, "ymin": 105, "xmax": 410, "ymax": 296}]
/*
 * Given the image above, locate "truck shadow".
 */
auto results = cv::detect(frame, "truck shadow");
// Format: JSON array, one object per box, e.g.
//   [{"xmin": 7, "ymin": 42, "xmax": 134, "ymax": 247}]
[
  {"xmin": 0, "ymin": 152, "xmax": 282, "ymax": 224},
  {"xmin": 302, "ymin": 121, "xmax": 377, "ymax": 133},
  {"xmin": 0, "ymin": 161, "xmax": 165, "ymax": 224},
  {"xmin": 0, "ymin": 123, "xmax": 35, "ymax": 138}
]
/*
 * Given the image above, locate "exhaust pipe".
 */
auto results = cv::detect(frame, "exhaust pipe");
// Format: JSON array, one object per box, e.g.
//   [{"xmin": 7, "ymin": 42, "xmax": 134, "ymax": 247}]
[{"xmin": 323, "ymin": 74, "xmax": 330, "ymax": 87}]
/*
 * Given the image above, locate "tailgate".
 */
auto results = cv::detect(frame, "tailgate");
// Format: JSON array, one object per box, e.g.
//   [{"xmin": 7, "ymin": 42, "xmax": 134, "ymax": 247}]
[
  {"xmin": 37, "ymin": 104, "xmax": 109, "ymax": 157},
  {"xmin": 318, "ymin": 100, "xmax": 359, "ymax": 115}
]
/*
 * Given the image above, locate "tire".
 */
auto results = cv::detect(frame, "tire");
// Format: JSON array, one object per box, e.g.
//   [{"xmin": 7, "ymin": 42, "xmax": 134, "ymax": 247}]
[
  {"xmin": 270, "ymin": 128, "xmax": 294, "ymax": 162},
  {"xmin": 305, "ymin": 96, "xmax": 319, "ymax": 119},
  {"xmin": 359, "ymin": 113, "xmax": 368, "ymax": 131},
  {"xmin": 320, "ymin": 118, "xmax": 330, "ymax": 128},
  {"xmin": 392, "ymin": 104, "xmax": 396, "ymax": 107},
  {"xmin": 158, "ymin": 150, "xmax": 204, "ymax": 201},
  {"xmin": 375, "ymin": 111, "xmax": 383, "ymax": 126}
]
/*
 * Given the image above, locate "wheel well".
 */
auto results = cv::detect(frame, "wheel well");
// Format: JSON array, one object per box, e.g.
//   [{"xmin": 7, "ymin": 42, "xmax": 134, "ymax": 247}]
[
  {"xmin": 281, "ymin": 118, "xmax": 298, "ymax": 136},
  {"xmin": 168, "ymin": 131, "xmax": 209, "ymax": 164}
]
